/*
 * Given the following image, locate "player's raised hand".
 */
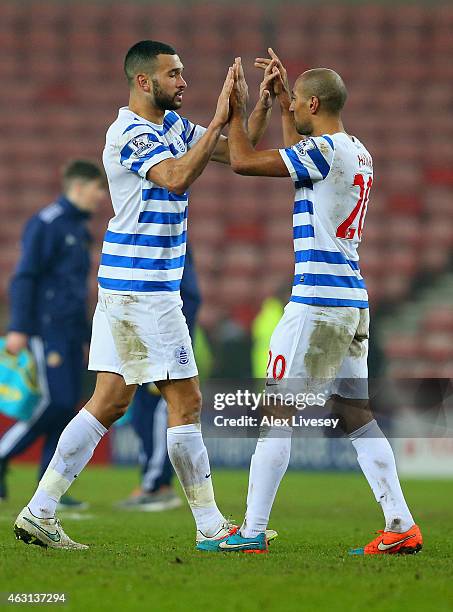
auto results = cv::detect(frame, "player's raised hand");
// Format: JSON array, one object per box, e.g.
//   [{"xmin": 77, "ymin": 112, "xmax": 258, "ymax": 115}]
[
  {"xmin": 255, "ymin": 48, "xmax": 291, "ymax": 107},
  {"xmin": 258, "ymin": 59, "xmax": 282, "ymax": 109},
  {"xmin": 212, "ymin": 66, "xmax": 235, "ymax": 128},
  {"xmin": 230, "ymin": 57, "xmax": 249, "ymax": 112}
]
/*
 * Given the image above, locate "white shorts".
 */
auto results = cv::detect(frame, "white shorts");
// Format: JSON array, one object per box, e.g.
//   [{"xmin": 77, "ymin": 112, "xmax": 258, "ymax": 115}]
[
  {"xmin": 266, "ymin": 302, "xmax": 369, "ymax": 400},
  {"xmin": 88, "ymin": 288, "xmax": 198, "ymax": 385}
]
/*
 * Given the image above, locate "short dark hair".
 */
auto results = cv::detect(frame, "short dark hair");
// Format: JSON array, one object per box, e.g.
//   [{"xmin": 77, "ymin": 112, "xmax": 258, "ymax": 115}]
[
  {"xmin": 124, "ymin": 40, "xmax": 177, "ymax": 85},
  {"xmin": 62, "ymin": 160, "xmax": 104, "ymax": 189}
]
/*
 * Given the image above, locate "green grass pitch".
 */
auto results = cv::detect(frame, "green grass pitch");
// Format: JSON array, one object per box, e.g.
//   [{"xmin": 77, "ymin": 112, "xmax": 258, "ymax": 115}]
[{"xmin": 0, "ymin": 465, "xmax": 452, "ymax": 612}]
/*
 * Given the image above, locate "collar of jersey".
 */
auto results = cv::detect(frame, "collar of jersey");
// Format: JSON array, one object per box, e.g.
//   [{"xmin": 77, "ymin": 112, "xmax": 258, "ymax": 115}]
[{"xmin": 120, "ymin": 106, "xmax": 166, "ymax": 132}]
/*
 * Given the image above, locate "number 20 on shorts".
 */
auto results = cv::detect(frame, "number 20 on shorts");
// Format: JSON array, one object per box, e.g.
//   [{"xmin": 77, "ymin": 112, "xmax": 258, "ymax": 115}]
[{"xmin": 267, "ymin": 351, "xmax": 286, "ymax": 380}]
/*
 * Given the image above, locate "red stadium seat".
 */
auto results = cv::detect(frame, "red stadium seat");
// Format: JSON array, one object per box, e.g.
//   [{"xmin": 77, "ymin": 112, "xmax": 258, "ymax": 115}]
[
  {"xmin": 0, "ymin": 2, "xmax": 23, "ymax": 23},
  {"xmin": 385, "ymin": 335, "xmax": 421, "ymax": 360},
  {"xmin": 422, "ymin": 308, "xmax": 453, "ymax": 333},
  {"xmin": 65, "ymin": 3, "xmax": 105, "ymax": 24},
  {"xmin": 425, "ymin": 167, "xmax": 453, "ymax": 186},
  {"xmin": 420, "ymin": 334, "xmax": 453, "ymax": 363},
  {"xmin": 25, "ymin": 1, "xmax": 66, "ymax": 25},
  {"xmin": 418, "ymin": 245, "xmax": 450, "ymax": 274}
]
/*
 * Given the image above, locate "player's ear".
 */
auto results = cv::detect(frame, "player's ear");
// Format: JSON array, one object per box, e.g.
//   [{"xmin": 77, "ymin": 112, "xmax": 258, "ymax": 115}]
[
  {"xmin": 310, "ymin": 96, "xmax": 320, "ymax": 114},
  {"xmin": 136, "ymin": 74, "xmax": 151, "ymax": 93}
]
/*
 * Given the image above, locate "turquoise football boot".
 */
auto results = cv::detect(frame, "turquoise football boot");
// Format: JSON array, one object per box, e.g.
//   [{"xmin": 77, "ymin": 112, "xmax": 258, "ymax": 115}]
[{"xmin": 197, "ymin": 530, "xmax": 276, "ymax": 553}]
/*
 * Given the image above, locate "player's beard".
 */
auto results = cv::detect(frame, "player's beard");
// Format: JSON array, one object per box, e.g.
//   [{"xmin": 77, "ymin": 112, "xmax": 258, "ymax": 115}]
[
  {"xmin": 295, "ymin": 119, "xmax": 314, "ymax": 136},
  {"xmin": 152, "ymin": 79, "xmax": 182, "ymax": 111}
]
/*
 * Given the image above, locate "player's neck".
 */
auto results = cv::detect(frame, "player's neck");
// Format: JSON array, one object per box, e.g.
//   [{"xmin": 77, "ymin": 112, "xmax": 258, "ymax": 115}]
[
  {"xmin": 311, "ymin": 118, "xmax": 345, "ymax": 137},
  {"xmin": 128, "ymin": 95, "xmax": 165, "ymax": 125}
]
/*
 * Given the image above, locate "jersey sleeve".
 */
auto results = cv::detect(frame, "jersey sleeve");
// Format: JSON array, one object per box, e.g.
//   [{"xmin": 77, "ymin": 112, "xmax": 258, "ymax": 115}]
[
  {"xmin": 279, "ymin": 135, "xmax": 335, "ymax": 187},
  {"xmin": 119, "ymin": 127, "xmax": 173, "ymax": 178},
  {"xmin": 181, "ymin": 117, "xmax": 207, "ymax": 149}
]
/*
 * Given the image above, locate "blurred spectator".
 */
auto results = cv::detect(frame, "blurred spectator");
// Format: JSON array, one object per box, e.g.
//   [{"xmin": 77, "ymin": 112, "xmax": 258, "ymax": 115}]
[{"xmin": 0, "ymin": 160, "xmax": 106, "ymax": 507}]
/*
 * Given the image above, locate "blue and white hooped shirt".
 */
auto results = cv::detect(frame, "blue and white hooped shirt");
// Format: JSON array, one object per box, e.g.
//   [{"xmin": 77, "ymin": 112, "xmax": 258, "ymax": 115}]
[
  {"xmin": 99, "ymin": 107, "xmax": 205, "ymax": 294},
  {"xmin": 279, "ymin": 133, "xmax": 373, "ymax": 308}
]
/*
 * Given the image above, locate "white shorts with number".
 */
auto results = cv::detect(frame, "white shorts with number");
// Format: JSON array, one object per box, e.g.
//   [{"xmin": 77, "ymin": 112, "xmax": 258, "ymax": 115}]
[
  {"xmin": 88, "ymin": 288, "xmax": 198, "ymax": 385},
  {"xmin": 266, "ymin": 302, "xmax": 369, "ymax": 400}
]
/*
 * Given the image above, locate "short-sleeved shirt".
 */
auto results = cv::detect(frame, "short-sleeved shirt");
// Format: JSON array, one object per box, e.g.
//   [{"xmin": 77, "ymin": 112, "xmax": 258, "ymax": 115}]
[
  {"xmin": 279, "ymin": 133, "xmax": 373, "ymax": 308},
  {"xmin": 99, "ymin": 107, "xmax": 205, "ymax": 294}
]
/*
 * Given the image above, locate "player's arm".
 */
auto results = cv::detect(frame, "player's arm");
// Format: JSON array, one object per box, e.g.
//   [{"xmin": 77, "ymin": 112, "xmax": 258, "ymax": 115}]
[
  {"xmin": 255, "ymin": 48, "xmax": 300, "ymax": 147},
  {"xmin": 228, "ymin": 116, "xmax": 288, "ymax": 176},
  {"xmin": 210, "ymin": 103, "xmax": 271, "ymax": 165},
  {"xmin": 228, "ymin": 59, "xmax": 289, "ymax": 177},
  {"xmin": 280, "ymin": 99, "xmax": 301, "ymax": 148},
  {"xmin": 146, "ymin": 67, "xmax": 234, "ymax": 194},
  {"xmin": 210, "ymin": 96, "xmax": 269, "ymax": 165},
  {"xmin": 229, "ymin": 60, "xmax": 335, "ymax": 182}
]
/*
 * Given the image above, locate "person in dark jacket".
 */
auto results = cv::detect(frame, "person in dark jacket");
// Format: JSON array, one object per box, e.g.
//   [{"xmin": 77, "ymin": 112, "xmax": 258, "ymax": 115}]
[{"xmin": 0, "ymin": 160, "xmax": 106, "ymax": 507}]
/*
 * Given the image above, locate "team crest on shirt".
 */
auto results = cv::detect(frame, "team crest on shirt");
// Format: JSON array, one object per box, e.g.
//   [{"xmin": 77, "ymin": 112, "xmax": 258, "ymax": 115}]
[
  {"xmin": 294, "ymin": 138, "xmax": 315, "ymax": 156},
  {"xmin": 173, "ymin": 135, "xmax": 186, "ymax": 153},
  {"xmin": 175, "ymin": 345, "xmax": 190, "ymax": 366},
  {"xmin": 130, "ymin": 135, "xmax": 158, "ymax": 157},
  {"xmin": 169, "ymin": 135, "xmax": 186, "ymax": 157}
]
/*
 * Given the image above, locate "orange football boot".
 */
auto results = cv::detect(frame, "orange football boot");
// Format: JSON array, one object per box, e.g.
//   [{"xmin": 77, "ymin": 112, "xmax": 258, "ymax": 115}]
[{"xmin": 350, "ymin": 524, "xmax": 423, "ymax": 555}]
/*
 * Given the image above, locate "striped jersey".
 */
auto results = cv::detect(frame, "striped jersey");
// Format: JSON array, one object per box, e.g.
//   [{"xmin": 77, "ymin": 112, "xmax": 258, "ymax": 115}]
[
  {"xmin": 279, "ymin": 133, "xmax": 373, "ymax": 308},
  {"xmin": 99, "ymin": 107, "xmax": 206, "ymax": 294}
]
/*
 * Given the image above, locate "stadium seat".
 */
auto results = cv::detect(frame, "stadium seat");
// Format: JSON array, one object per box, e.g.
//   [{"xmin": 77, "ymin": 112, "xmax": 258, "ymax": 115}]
[
  {"xmin": 422, "ymin": 308, "xmax": 453, "ymax": 333},
  {"xmin": 385, "ymin": 335, "xmax": 421, "ymax": 361},
  {"xmin": 420, "ymin": 334, "xmax": 453, "ymax": 363}
]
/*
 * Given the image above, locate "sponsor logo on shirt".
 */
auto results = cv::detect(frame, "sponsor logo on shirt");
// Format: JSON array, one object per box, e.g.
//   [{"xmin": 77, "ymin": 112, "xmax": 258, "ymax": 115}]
[
  {"xmin": 294, "ymin": 138, "xmax": 315, "ymax": 156},
  {"xmin": 130, "ymin": 135, "xmax": 159, "ymax": 157}
]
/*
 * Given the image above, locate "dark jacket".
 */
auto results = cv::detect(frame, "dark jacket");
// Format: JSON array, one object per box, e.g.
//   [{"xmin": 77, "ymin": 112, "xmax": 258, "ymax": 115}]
[
  {"xmin": 180, "ymin": 245, "xmax": 201, "ymax": 337},
  {"xmin": 9, "ymin": 195, "xmax": 92, "ymax": 340}
]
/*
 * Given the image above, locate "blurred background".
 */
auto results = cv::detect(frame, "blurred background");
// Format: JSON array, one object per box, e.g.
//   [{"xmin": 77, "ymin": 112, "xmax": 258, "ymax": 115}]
[{"xmin": 0, "ymin": 0, "xmax": 453, "ymax": 473}]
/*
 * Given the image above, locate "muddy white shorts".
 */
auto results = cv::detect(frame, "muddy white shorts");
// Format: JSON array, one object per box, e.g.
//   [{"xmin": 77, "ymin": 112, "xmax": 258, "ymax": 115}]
[
  {"xmin": 266, "ymin": 302, "xmax": 369, "ymax": 400},
  {"xmin": 88, "ymin": 288, "xmax": 198, "ymax": 385}
]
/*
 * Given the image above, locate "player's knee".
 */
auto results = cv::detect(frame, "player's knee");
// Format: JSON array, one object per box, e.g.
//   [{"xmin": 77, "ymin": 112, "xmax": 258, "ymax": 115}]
[
  {"xmin": 106, "ymin": 399, "xmax": 130, "ymax": 422},
  {"xmin": 89, "ymin": 397, "xmax": 130, "ymax": 427},
  {"xmin": 330, "ymin": 395, "xmax": 372, "ymax": 434}
]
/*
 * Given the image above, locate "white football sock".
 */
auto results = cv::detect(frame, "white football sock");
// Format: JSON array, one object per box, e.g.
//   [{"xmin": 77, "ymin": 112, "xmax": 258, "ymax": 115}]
[
  {"xmin": 167, "ymin": 424, "xmax": 224, "ymax": 536},
  {"xmin": 28, "ymin": 408, "xmax": 107, "ymax": 518},
  {"xmin": 241, "ymin": 426, "xmax": 292, "ymax": 538},
  {"xmin": 349, "ymin": 419, "xmax": 414, "ymax": 533}
]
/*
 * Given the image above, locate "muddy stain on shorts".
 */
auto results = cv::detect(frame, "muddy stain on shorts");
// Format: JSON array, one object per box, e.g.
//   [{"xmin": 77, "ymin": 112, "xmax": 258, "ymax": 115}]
[
  {"xmin": 348, "ymin": 310, "xmax": 369, "ymax": 359},
  {"xmin": 349, "ymin": 336, "xmax": 366, "ymax": 359},
  {"xmin": 111, "ymin": 316, "xmax": 150, "ymax": 382},
  {"xmin": 304, "ymin": 313, "xmax": 356, "ymax": 379},
  {"xmin": 117, "ymin": 295, "xmax": 139, "ymax": 306}
]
